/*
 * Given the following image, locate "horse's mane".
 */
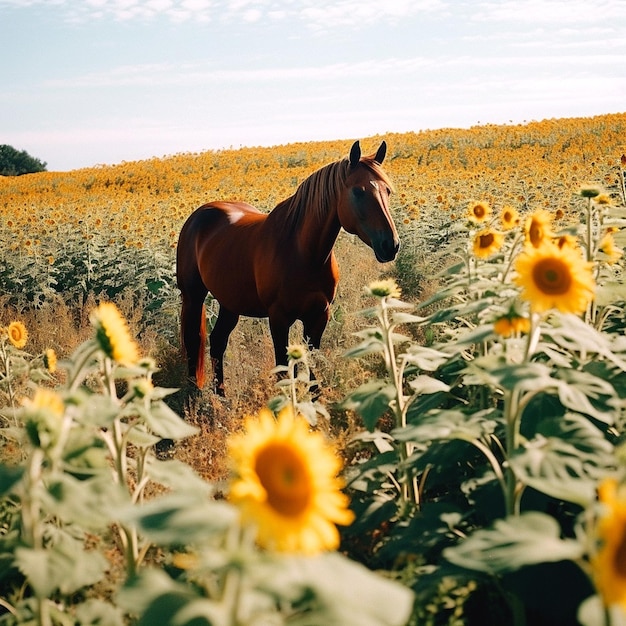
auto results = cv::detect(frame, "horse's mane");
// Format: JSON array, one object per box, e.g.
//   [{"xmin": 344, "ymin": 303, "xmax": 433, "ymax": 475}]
[{"xmin": 271, "ymin": 155, "xmax": 393, "ymax": 236}]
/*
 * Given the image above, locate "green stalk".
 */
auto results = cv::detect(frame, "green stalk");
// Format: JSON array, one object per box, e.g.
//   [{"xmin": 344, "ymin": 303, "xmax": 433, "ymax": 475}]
[{"xmin": 379, "ymin": 298, "xmax": 419, "ymax": 506}]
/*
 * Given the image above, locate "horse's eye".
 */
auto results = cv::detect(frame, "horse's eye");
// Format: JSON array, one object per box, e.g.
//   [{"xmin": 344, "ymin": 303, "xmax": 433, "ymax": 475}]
[{"xmin": 353, "ymin": 186, "xmax": 366, "ymax": 198}]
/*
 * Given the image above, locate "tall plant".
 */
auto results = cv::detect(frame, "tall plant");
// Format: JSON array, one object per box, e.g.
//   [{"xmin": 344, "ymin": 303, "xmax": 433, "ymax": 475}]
[{"xmin": 341, "ymin": 189, "xmax": 626, "ymax": 624}]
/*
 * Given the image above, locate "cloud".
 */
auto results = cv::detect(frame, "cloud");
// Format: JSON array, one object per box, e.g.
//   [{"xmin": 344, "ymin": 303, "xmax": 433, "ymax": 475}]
[
  {"xmin": 0, "ymin": 0, "xmax": 447, "ymax": 27},
  {"xmin": 471, "ymin": 0, "xmax": 626, "ymax": 25}
]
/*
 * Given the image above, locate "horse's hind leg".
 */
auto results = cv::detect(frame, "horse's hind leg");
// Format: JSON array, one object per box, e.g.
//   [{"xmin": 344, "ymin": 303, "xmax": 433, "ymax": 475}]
[{"xmin": 209, "ymin": 307, "xmax": 239, "ymax": 396}]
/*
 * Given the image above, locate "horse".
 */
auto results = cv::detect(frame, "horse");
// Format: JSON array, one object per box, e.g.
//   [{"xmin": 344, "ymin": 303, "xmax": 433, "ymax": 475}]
[{"xmin": 176, "ymin": 140, "xmax": 399, "ymax": 395}]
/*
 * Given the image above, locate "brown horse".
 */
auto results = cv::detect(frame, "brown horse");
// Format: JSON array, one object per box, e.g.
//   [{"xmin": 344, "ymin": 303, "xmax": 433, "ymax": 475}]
[{"xmin": 176, "ymin": 140, "xmax": 399, "ymax": 395}]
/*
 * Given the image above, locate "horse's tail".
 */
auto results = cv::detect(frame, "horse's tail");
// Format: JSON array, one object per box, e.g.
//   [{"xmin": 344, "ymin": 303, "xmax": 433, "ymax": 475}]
[
  {"xmin": 177, "ymin": 210, "xmax": 209, "ymax": 389},
  {"xmin": 196, "ymin": 303, "xmax": 207, "ymax": 388},
  {"xmin": 179, "ymin": 294, "xmax": 207, "ymax": 389}
]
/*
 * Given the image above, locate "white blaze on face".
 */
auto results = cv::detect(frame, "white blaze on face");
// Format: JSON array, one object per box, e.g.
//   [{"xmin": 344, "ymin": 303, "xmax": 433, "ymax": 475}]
[{"xmin": 227, "ymin": 208, "xmax": 245, "ymax": 224}]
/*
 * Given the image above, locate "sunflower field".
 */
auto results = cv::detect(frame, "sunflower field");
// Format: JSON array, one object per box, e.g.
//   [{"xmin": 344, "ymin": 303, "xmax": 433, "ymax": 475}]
[{"xmin": 1, "ymin": 111, "xmax": 626, "ymax": 625}]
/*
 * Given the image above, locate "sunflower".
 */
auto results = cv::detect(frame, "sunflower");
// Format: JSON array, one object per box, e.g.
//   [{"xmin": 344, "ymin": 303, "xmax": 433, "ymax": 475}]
[
  {"xmin": 366, "ymin": 279, "xmax": 402, "ymax": 299},
  {"xmin": 514, "ymin": 241, "xmax": 595, "ymax": 315},
  {"xmin": 228, "ymin": 407, "xmax": 354, "ymax": 554},
  {"xmin": 598, "ymin": 232, "xmax": 623, "ymax": 264},
  {"xmin": 554, "ymin": 234, "xmax": 579, "ymax": 250},
  {"xmin": 524, "ymin": 209, "xmax": 554, "ymax": 248},
  {"xmin": 467, "ymin": 201, "xmax": 491, "ymax": 224},
  {"xmin": 591, "ymin": 479, "xmax": 626, "ymax": 611},
  {"xmin": 500, "ymin": 205, "xmax": 520, "ymax": 231},
  {"xmin": 578, "ymin": 184, "xmax": 602, "ymax": 199},
  {"xmin": 23, "ymin": 387, "xmax": 65, "ymax": 418},
  {"xmin": 7, "ymin": 321, "xmax": 28, "ymax": 349},
  {"xmin": 472, "ymin": 229, "xmax": 505, "ymax": 259},
  {"xmin": 89, "ymin": 302, "xmax": 139, "ymax": 366},
  {"xmin": 43, "ymin": 348, "xmax": 57, "ymax": 373},
  {"xmin": 493, "ymin": 314, "xmax": 531, "ymax": 338}
]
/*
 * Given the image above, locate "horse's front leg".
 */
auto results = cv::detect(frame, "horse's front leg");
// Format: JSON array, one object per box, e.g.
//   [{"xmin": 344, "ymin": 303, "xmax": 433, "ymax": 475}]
[
  {"xmin": 302, "ymin": 306, "xmax": 331, "ymax": 398},
  {"xmin": 269, "ymin": 314, "xmax": 291, "ymax": 371}
]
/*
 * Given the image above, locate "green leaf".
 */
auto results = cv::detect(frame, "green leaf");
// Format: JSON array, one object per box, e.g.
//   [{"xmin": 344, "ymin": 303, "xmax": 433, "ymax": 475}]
[
  {"xmin": 545, "ymin": 313, "xmax": 626, "ymax": 371},
  {"xmin": 341, "ymin": 381, "xmax": 395, "ymax": 431},
  {"xmin": 554, "ymin": 368, "xmax": 618, "ymax": 424},
  {"xmin": 119, "ymin": 493, "xmax": 237, "ymax": 545},
  {"xmin": 444, "ymin": 512, "xmax": 584, "ymax": 575},
  {"xmin": 45, "ymin": 474, "xmax": 126, "ymax": 529},
  {"xmin": 408, "ymin": 375, "xmax": 450, "ymax": 395},
  {"xmin": 118, "ymin": 568, "xmax": 204, "ymax": 620},
  {"xmin": 510, "ymin": 413, "xmax": 614, "ymax": 506},
  {"xmin": 261, "ymin": 552, "xmax": 415, "ymax": 626},
  {"xmin": 344, "ymin": 328, "xmax": 384, "ymax": 359},
  {"xmin": 73, "ymin": 599, "xmax": 125, "ymax": 626},
  {"xmin": 15, "ymin": 534, "xmax": 107, "ymax": 597},
  {"xmin": 144, "ymin": 457, "xmax": 213, "ymax": 496},
  {"xmin": 464, "ymin": 357, "xmax": 554, "ymax": 392},
  {"xmin": 404, "ymin": 345, "xmax": 451, "ymax": 371},
  {"xmin": 143, "ymin": 401, "xmax": 199, "ymax": 440},
  {"xmin": 0, "ymin": 464, "xmax": 24, "ymax": 495},
  {"xmin": 396, "ymin": 409, "xmax": 499, "ymax": 445}
]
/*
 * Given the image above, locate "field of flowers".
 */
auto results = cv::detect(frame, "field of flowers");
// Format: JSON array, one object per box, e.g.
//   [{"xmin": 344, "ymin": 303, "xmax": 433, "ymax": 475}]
[{"xmin": 1, "ymin": 111, "xmax": 626, "ymax": 625}]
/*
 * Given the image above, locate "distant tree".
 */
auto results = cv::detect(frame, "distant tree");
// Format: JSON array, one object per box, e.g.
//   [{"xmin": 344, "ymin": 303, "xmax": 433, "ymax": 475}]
[{"xmin": 0, "ymin": 145, "xmax": 47, "ymax": 176}]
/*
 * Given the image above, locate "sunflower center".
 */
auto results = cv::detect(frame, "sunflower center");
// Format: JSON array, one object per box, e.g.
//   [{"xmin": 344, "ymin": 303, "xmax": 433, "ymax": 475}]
[
  {"xmin": 529, "ymin": 223, "xmax": 544, "ymax": 247},
  {"xmin": 255, "ymin": 443, "xmax": 312, "ymax": 517},
  {"xmin": 479, "ymin": 232, "xmax": 495, "ymax": 248},
  {"xmin": 614, "ymin": 525, "xmax": 626, "ymax": 577},
  {"xmin": 473, "ymin": 206, "xmax": 485, "ymax": 219},
  {"xmin": 532, "ymin": 258, "xmax": 572, "ymax": 295}
]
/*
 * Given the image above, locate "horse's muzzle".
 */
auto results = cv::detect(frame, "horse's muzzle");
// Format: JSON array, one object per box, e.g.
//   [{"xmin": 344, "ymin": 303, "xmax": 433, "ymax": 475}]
[{"xmin": 374, "ymin": 235, "xmax": 400, "ymax": 263}]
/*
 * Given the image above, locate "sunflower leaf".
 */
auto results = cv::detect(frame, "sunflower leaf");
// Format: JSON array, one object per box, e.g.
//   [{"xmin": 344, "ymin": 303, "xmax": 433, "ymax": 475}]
[{"xmin": 444, "ymin": 512, "xmax": 584, "ymax": 575}]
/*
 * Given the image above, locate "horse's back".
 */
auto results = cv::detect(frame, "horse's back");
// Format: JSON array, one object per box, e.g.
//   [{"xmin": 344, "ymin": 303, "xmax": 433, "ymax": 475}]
[{"xmin": 177, "ymin": 201, "xmax": 269, "ymax": 315}]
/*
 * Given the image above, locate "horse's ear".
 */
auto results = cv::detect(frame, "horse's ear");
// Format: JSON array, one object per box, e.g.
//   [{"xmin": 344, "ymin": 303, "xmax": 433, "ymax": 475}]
[
  {"xmin": 349, "ymin": 141, "xmax": 361, "ymax": 168},
  {"xmin": 374, "ymin": 141, "xmax": 387, "ymax": 164}
]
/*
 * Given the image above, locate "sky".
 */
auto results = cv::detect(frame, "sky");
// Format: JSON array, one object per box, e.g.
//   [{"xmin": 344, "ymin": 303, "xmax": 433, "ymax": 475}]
[{"xmin": 1, "ymin": 0, "xmax": 625, "ymax": 172}]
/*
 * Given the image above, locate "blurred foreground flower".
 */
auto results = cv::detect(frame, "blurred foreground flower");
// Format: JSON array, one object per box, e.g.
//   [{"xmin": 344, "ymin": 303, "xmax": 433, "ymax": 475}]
[
  {"xmin": 598, "ymin": 232, "xmax": 623, "ymax": 264},
  {"xmin": 90, "ymin": 302, "xmax": 139, "ymax": 366},
  {"xmin": 228, "ymin": 407, "xmax": 354, "ymax": 554},
  {"xmin": 365, "ymin": 279, "xmax": 401, "ymax": 299},
  {"xmin": 493, "ymin": 312, "xmax": 531, "ymax": 338},
  {"xmin": 524, "ymin": 209, "xmax": 554, "ymax": 249},
  {"xmin": 514, "ymin": 241, "xmax": 595, "ymax": 315},
  {"xmin": 591, "ymin": 479, "xmax": 626, "ymax": 612}
]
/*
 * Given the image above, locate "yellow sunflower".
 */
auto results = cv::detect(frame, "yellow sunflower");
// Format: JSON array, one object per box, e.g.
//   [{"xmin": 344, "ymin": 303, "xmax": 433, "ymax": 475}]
[
  {"xmin": 7, "ymin": 321, "xmax": 28, "ymax": 349},
  {"xmin": 228, "ymin": 407, "xmax": 354, "ymax": 555},
  {"xmin": 467, "ymin": 201, "xmax": 492, "ymax": 224},
  {"xmin": 43, "ymin": 348, "xmax": 57, "ymax": 373},
  {"xmin": 554, "ymin": 234, "xmax": 579, "ymax": 250},
  {"xmin": 500, "ymin": 205, "xmax": 520, "ymax": 231},
  {"xmin": 89, "ymin": 302, "xmax": 139, "ymax": 366},
  {"xmin": 472, "ymin": 229, "xmax": 505, "ymax": 259},
  {"xmin": 514, "ymin": 241, "xmax": 595, "ymax": 315},
  {"xmin": 23, "ymin": 387, "xmax": 65, "ymax": 418},
  {"xmin": 366, "ymin": 279, "xmax": 402, "ymax": 299},
  {"xmin": 524, "ymin": 209, "xmax": 554, "ymax": 248},
  {"xmin": 591, "ymin": 478, "xmax": 626, "ymax": 611},
  {"xmin": 493, "ymin": 314, "xmax": 531, "ymax": 338},
  {"xmin": 598, "ymin": 232, "xmax": 623, "ymax": 264}
]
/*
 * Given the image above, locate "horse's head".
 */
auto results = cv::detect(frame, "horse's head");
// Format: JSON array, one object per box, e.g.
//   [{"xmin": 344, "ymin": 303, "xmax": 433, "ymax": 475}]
[{"xmin": 338, "ymin": 141, "xmax": 400, "ymax": 263}]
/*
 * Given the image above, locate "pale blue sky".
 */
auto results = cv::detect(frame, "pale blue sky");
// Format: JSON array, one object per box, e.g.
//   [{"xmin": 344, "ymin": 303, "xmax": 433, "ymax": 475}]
[{"xmin": 2, "ymin": 0, "xmax": 625, "ymax": 171}]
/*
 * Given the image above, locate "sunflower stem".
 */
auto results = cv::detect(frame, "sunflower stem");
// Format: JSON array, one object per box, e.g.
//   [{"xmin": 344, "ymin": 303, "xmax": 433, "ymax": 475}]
[{"xmin": 379, "ymin": 297, "xmax": 419, "ymax": 507}]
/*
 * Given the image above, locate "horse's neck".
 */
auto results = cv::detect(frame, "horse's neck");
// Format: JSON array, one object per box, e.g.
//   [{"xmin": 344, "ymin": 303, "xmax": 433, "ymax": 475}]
[{"xmin": 269, "ymin": 195, "xmax": 341, "ymax": 265}]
